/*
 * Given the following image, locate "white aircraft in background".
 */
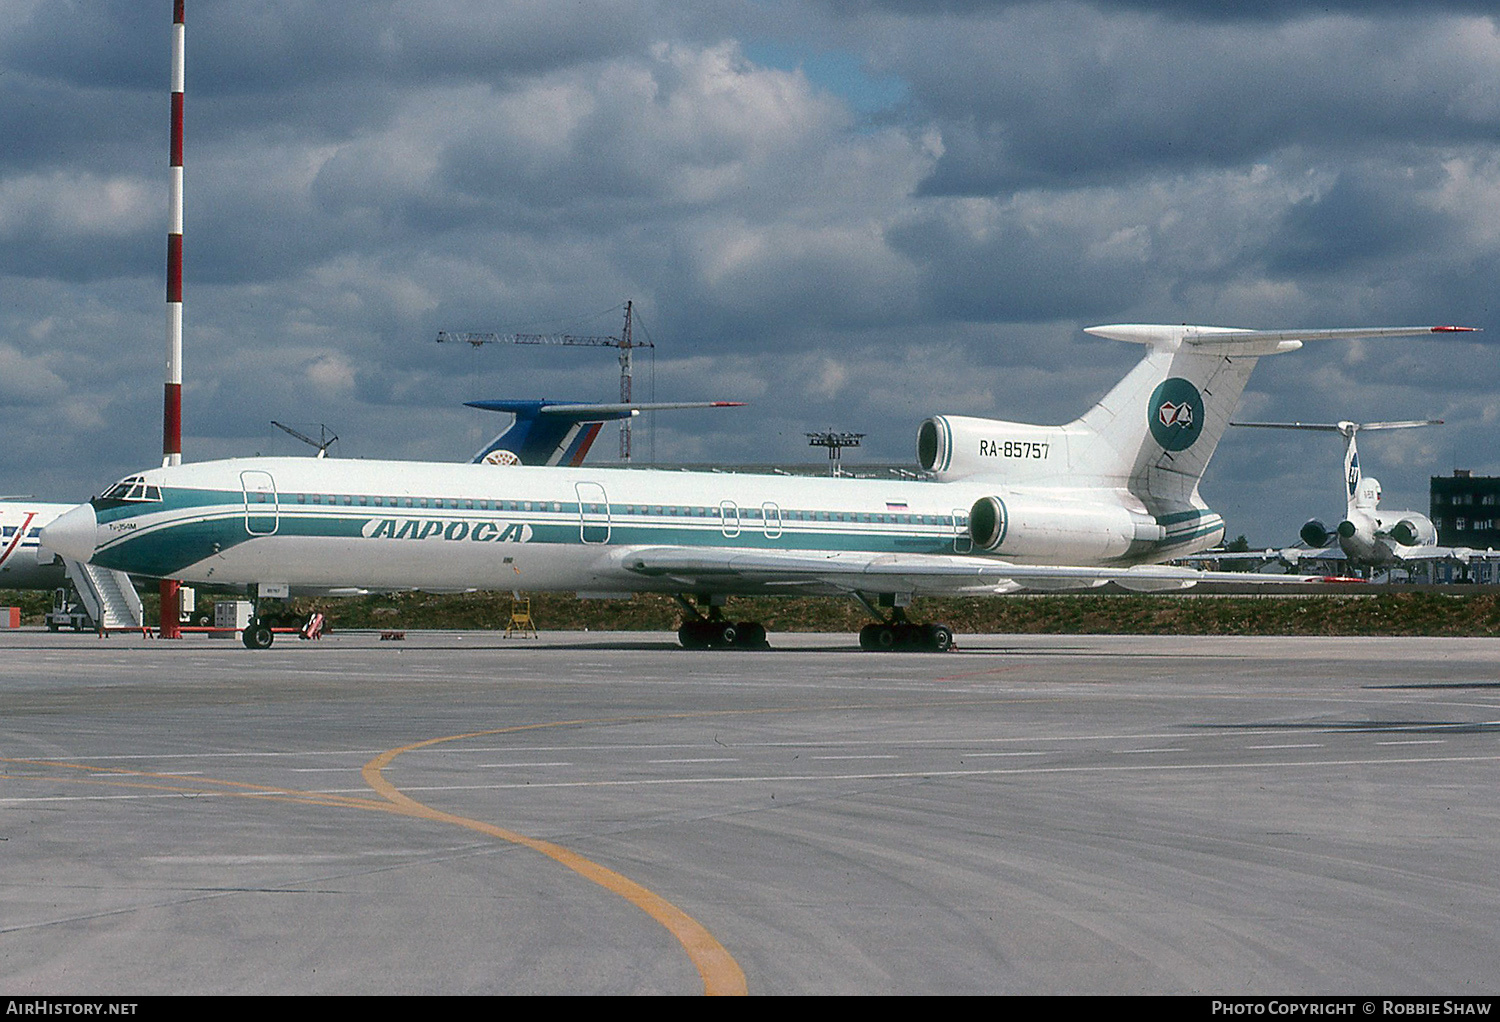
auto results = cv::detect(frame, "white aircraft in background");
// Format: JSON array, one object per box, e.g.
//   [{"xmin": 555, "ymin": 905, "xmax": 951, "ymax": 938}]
[
  {"xmin": 467, "ymin": 399, "xmax": 742, "ymax": 466},
  {"xmin": 42, "ymin": 324, "xmax": 1473, "ymax": 650},
  {"xmin": 1, "ymin": 499, "xmax": 143, "ymax": 630},
  {"xmin": 0, "ymin": 500, "xmax": 71, "ymax": 590},
  {"xmin": 1228, "ymin": 418, "xmax": 1467, "ymax": 572}
]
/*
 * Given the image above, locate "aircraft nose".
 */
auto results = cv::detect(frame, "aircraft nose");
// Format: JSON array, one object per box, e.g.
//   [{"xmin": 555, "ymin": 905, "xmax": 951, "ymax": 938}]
[{"xmin": 40, "ymin": 503, "xmax": 98, "ymax": 562}]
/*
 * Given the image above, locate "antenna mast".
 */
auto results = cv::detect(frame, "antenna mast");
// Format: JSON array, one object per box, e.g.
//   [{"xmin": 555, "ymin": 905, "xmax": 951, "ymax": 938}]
[{"xmin": 160, "ymin": 0, "xmax": 186, "ymax": 639}]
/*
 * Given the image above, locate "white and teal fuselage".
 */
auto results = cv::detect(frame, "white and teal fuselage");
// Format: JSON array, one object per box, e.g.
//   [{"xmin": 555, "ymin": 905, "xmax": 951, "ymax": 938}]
[{"xmin": 77, "ymin": 457, "xmax": 1222, "ymax": 596}]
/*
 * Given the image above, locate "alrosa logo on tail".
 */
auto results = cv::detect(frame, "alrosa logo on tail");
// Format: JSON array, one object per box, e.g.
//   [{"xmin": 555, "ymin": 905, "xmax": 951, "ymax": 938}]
[
  {"xmin": 1158, "ymin": 401, "xmax": 1193, "ymax": 429},
  {"xmin": 1147, "ymin": 378, "xmax": 1205, "ymax": 451}
]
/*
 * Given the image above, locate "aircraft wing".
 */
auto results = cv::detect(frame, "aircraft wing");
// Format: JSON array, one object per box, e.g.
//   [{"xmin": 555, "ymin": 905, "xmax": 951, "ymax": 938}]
[
  {"xmin": 1186, "ymin": 545, "xmax": 1345, "ymax": 565},
  {"xmin": 1388, "ymin": 545, "xmax": 1476, "ymax": 564},
  {"xmin": 616, "ymin": 547, "xmax": 1347, "ymax": 595}
]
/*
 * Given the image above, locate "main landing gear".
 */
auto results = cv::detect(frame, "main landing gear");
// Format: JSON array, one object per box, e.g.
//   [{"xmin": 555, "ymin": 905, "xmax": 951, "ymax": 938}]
[
  {"xmin": 674, "ymin": 595, "xmax": 769, "ymax": 650},
  {"xmin": 854, "ymin": 595, "xmax": 955, "ymax": 652}
]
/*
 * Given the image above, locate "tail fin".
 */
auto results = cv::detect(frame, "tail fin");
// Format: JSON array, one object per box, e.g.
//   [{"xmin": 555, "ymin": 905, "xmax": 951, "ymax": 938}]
[
  {"xmin": 1070, "ymin": 325, "xmax": 1462, "ymax": 515},
  {"xmin": 1070, "ymin": 329, "xmax": 1264, "ymax": 512},
  {"xmin": 1229, "ymin": 418, "xmax": 1442, "ymax": 516},
  {"xmin": 466, "ymin": 400, "xmax": 744, "ymax": 466}
]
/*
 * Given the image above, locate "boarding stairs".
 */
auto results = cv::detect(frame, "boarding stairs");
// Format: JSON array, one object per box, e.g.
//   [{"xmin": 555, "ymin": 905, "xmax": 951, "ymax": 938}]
[{"xmin": 64, "ymin": 559, "xmax": 144, "ymax": 632}]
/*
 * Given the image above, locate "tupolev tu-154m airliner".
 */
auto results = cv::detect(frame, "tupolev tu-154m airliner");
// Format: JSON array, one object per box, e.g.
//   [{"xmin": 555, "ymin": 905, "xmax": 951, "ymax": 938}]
[{"xmin": 41, "ymin": 323, "xmax": 1473, "ymax": 650}]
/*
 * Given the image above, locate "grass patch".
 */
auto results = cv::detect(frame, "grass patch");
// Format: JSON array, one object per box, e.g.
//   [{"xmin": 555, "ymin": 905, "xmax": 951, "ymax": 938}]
[{"xmin": 9, "ymin": 588, "xmax": 1500, "ymax": 636}]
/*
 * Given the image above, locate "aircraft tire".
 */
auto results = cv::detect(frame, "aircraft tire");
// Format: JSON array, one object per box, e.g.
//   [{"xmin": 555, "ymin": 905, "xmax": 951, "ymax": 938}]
[
  {"xmin": 925, "ymin": 623, "xmax": 954, "ymax": 652},
  {"xmin": 242, "ymin": 618, "xmax": 275, "ymax": 650},
  {"xmin": 678, "ymin": 619, "xmax": 768, "ymax": 650},
  {"xmin": 678, "ymin": 621, "xmax": 709, "ymax": 649},
  {"xmin": 734, "ymin": 621, "xmax": 768, "ymax": 648}
]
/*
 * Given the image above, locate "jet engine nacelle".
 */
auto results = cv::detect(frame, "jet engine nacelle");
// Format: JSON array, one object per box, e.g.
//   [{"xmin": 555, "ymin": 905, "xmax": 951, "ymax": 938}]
[
  {"xmin": 918, "ymin": 416, "xmax": 1072, "ymax": 482},
  {"xmin": 1336, "ymin": 516, "xmax": 1380, "ymax": 562},
  {"xmin": 968, "ymin": 495, "xmax": 1166, "ymax": 562},
  {"xmin": 1387, "ymin": 515, "xmax": 1436, "ymax": 547},
  {"xmin": 1300, "ymin": 519, "xmax": 1331, "ymax": 548}
]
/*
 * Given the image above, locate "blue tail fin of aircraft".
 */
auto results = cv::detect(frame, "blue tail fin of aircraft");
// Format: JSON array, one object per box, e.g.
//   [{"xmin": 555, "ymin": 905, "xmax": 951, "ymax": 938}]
[{"xmin": 467, "ymin": 400, "xmax": 742, "ymax": 466}]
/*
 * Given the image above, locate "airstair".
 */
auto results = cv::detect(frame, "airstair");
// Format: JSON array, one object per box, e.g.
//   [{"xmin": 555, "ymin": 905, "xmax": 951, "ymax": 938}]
[{"xmin": 63, "ymin": 559, "xmax": 144, "ymax": 631}]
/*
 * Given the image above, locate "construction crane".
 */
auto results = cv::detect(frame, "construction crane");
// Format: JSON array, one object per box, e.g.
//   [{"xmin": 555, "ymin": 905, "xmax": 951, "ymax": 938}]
[
  {"xmin": 271, "ymin": 421, "xmax": 338, "ymax": 458},
  {"xmin": 437, "ymin": 301, "xmax": 651, "ymax": 461}
]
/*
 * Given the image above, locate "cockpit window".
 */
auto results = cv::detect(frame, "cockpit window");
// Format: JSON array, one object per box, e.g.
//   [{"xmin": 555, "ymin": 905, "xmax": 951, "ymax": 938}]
[{"xmin": 99, "ymin": 476, "xmax": 162, "ymax": 503}]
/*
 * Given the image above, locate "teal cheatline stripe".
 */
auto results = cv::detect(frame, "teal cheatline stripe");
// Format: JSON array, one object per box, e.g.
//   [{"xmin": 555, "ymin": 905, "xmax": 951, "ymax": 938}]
[
  {"xmin": 92, "ymin": 500, "xmax": 969, "ymax": 577},
  {"xmin": 93, "ymin": 509, "xmax": 373, "ymax": 577},
  {"xmin": 1156, "ymin": 523, "xmax": 1224, "ymax": 549},
  {"xmin": 1156, "ymin": 509, "xmax": 1215, "ymax": 526},
  {"xmin": 92, "ymin": 516, "xmax": 256, "ymax": 577}
]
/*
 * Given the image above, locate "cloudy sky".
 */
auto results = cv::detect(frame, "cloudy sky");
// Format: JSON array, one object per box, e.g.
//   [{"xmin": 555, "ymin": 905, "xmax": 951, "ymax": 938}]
[{"xmin": 3, "ymin": 0, "xmax": 1498, "ymax": 543}]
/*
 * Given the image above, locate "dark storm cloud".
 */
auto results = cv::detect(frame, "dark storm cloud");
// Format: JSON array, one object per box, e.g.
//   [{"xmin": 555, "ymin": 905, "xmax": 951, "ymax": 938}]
[
  {"xmin": 3, "ymin": 1, "xmax": 655, "ymax": 94},
  {"xmin": 811, "ymin": 1, "xmax": 1500, "ymax": 21},
  {"xmin": 1265, "ymin": 166, "xmax": 1454, "ymax": 277},
  {"xmin": 869, "ymin": 7, "xmax": 1500, "ymax": 195},
  {"xmin": 887, "ymin": 207, "xmax": 1150, "ymax": 323}
]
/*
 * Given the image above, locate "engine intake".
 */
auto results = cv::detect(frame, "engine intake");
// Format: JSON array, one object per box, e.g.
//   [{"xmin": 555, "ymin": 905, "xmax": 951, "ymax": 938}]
[
  {"xmin": 969, "ymin": 496, "xmax": 1008, "ymax": 550},
  {"xmin": 1300, "ymin": 519, "xmax": 1330, "ymax": 548},
  {"xmin": 916, "ymin": 415, "xmax": 1069, "ymax": 480},
  {"xmin": 1389, "ymin": 519, "xmax": 1421, "ymax": 546}
]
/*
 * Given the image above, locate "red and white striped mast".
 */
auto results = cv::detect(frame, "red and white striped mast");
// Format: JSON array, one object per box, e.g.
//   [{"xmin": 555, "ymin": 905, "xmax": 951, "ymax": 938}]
[{"xmin": 160, "ymin": 0, "xmax": 185, "ymax": 638}]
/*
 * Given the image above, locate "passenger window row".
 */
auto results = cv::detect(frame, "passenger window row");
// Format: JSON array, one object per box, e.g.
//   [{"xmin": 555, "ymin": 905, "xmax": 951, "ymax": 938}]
[{"xmin": 269, "ymin": 492, "xmax": 960, "ymax": 528}]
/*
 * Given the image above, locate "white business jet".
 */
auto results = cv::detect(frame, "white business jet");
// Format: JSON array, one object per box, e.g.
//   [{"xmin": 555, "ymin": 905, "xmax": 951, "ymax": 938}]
[{"xmin": 41, "ymin": 324, "xmax": 1472, "ymax": 649}]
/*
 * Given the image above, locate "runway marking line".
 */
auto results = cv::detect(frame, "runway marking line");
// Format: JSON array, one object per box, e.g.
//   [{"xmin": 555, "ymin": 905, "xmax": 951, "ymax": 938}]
[
  {"xmin": 361, "ymin": 724, "xmax": 747, "ymax": 997},
  {"xmin": 4, "ymin": 743, "xmax": 748, "ymax": 996}
]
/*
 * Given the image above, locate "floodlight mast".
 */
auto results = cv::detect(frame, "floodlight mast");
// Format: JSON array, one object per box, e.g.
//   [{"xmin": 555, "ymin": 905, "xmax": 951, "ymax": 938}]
[
  {"xmin": 437, "ymin": 302, "xmax": 651, "ymax": 460},
  {"xmin": 807, "ymin": 431, "xmax": 864, "ymax": 477}
]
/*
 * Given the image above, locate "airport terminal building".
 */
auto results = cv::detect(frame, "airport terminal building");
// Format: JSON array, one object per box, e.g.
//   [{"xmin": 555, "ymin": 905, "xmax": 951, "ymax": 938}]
[
  {"xmin": 1429, "ymin": 470, "xmax": 1500, "ymax": 582},
  {"xmin": 1431, "ymin": 470, "xmax": 1500, "ymax": 547}
]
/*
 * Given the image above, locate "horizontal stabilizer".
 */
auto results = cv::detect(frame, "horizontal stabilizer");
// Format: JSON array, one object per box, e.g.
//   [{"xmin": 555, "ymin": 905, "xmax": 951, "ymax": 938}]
[
  {"xmin": 1232, "ymin": 419, "xmax": 1442, "ymax": 433},
  {"xmin": 466, "ymin": 400, "xmax": 743, "ymax": 419},
  {"xmin": 1086, "ymin": 324, "xmax": 1475, "ymax": 354}
]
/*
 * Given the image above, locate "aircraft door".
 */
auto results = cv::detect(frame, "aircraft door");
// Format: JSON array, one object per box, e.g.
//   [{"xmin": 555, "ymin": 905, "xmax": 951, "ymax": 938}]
[
  {"xmin": 575, "ymin": 482, "xmax": 611, "ymax": 544},
  {"xmin": 241, "ymin": 471, "xmax": 279, "ymax": 536},
  {"xmin": 35, "ymin": 518, "xmax": 55, "ymax": 564},
  {"xmin": 762, "ymin": 502, "xmax": 782, "ymax": 539},
  {"xmin": 951, "ymin": 508, "xmax": 972, "ymax": 553},
  {"xmin": 719, "ymin": 501, "xmax": 740, "ymax": 538}
]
